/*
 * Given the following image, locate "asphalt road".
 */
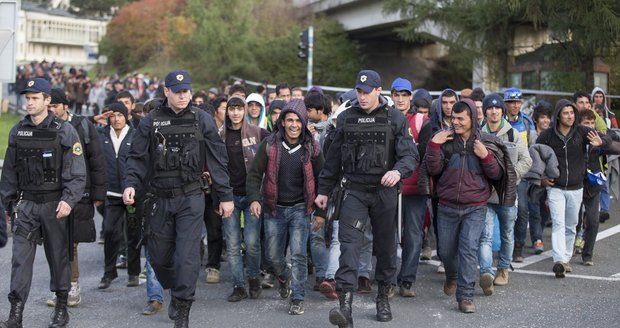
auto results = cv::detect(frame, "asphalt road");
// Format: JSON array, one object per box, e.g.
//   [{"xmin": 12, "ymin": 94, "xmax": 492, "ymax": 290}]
[{"xmin": 0, "ymin": 208, "xmax": 619, "ymax": 328}]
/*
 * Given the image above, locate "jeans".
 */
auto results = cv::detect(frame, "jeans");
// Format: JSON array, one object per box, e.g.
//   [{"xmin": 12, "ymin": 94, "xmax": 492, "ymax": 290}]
[
  {"xmin": 222, "ymin": 195, "xmax": 261, "ymax": 287},
  {"xmin": 600, "ymin": 181, "xmax": 610, "ymax": 213},
  {"xmin": 527, "ymin": 185, "xmax": 547, "ymax": 243},
  {"xmin": 437, "ymin": 204, "xmax": 486, "ymax": 302},
  {"xmin": 309, "ymin": 221, "xmax": 328, "ymax": 279},
  {"xmin": 264, "ymin": 204, "xmax": 310, "ymax": 301},
  {"xmin": 146, "ymin": 251, "xmax": 163, "ymax": 303},
  {"xmin": 397, "ymin": 195, "xmax": 428, "ymax": 285},
  {"xmin": 546, "ymin": 187, "xmax": 583, "ymax": 263},
  {"xmin": 514, "ymin": 181, "xmax": 530, "ymax": 247},
  {"xmin": 479, "ymin": 204, "xmax": 517, "ymax": 275}
]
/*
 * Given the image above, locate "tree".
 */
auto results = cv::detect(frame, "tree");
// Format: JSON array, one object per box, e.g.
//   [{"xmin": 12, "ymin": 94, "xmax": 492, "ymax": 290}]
[{"xmin": 383, "ymin": 0, "xmax": 620, "ymax": 90}]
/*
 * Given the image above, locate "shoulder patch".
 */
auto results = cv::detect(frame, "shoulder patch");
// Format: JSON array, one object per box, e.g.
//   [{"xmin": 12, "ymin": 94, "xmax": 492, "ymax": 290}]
[{"xmin": 72, "ymin": 142, "xmax": 83, "ymax": 156}]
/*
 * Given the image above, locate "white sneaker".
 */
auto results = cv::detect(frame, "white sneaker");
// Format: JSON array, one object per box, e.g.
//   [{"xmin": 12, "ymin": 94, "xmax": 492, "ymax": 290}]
[
  {"xmin": 205, "ymin": 268, "xmax": 220, "ymax": 284},
  {"xmin": 437, "ymin": 262, "xmax": 445, "ymax": 274},
  {"xmin": 68, "ymin": 282, "xmax": 81, "ymax": 307},
  {"xmin": 46, "ymin": 294, "xmax": 56, "ymax": 307}
]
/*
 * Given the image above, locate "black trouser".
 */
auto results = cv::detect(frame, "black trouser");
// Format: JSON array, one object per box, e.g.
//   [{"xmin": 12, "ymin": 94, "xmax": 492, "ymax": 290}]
[
  {"xmin": 580, "ymin": 193, "xmax": 601, "ymax": 262},
  {"xmin": 203, "ymin": 194, "xmax": 223, "ymax": 270},
  {"xmin": 9, "ymin": 200, "xmax": 70, "ymax": 302},
  {"xmin": 336, "ymin": 187, "xmax": 397, "ymax": 292},
  {"xmin": 148, "ymin": 192, "xmax": 204, "ymax": 301},
  {"xmin": 103, "ymin": 197, "xmax": 141, "ymax": 278}
]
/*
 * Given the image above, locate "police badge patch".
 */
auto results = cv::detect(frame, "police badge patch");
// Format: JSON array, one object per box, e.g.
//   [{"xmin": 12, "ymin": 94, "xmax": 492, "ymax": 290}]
[{"xmin": 72, "ymin": 142, "xmax": 83, "ymax": 156}]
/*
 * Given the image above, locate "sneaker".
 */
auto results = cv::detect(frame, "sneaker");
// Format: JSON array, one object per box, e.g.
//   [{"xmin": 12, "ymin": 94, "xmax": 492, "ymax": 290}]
[
  {"xmin": 479, "ymin": 273, "xmax": 494, "ymax": 296},
  {"xmin": 387, "ymin": 284, "xmax": 396, "ymax": 299},
  {"xmin": 278, "ymin": 276, "xmax": 291, "ymax": 299},
  {"xmin": 261, "ymin": 273, "xmax": 275, "ymax": 289},
  {"xmin": 288, "ymin": 300, "xmax": 304, "ymax": 315},
  {"xmin": 248, "ymin": 278, "xmax": 262, "ymax": 299},
  {"xmin": 513, "ymin": 246, "xmax": 524, "ymax": 263},
  {"xmin": 68, "ymin": 282, "xmax": 81, "ymax": 307},
  {"xmin": 116, "ymin": 255, "xmax": 127, "ymax": 269},
  {"xmin": 583, "ymin": 260, "xmax": 594, "ymax": 266},
  {"xmin": 227, "ymin": 286, "xmax": 248, "ymax": 302},
  {"xmin": 574, "ymin": 237, "xmax": 584, "ymax": 255},
  {"xmin": 599, "ymin": 211, "xmax": 610, "ymax": 223},
  {"xmin": 139, "ymin": 266, "xmax": 147, "ymax": 284},
  {"xmin": 46, "ymin": 294, "xmax": 57, "ymax": 307},
  {"xmin": 565, "ymin": 263, "xmax": 573, "ymax": 273},
  {"xmin": 313, "ymin": 277, "xmax": 323, "ymax": 291},
  {"xmin": 319, "ymin": 279, "xmax": 338, "ymax": 300},
  {"xmin": 127, "ymin": 275, "xmax": 140, "ymax": 287},
  {"xmin": 458, "ymin": 299, "xmax": 476, "ymax": 313},
  {"xmin": 533, "ymin": 240, "xmax": 544, "ymax": 255},
  {"xmin": 399, "ymin": 282, "xmax": 415, "ymax": 297},
  {"xmin": 437, "ymin": 263, "xmax": 445, "ymax": 274},
  {"xmin": 142, "ymin": 300, "xmax": 163, "ymax": 315},
  {"xmin": 98, "ymin": 276, "xmax": 115, "ymax": 289},
  {"xmin": 205, "ymin": 268, "xmax": 220, "ymax": 284},
  {"xmin": 443, "ymin": 280, "xmax": 457, "ymax": 296},
  {"xmin": 420, "ymin": 246, "xmax": 432, "ymax": 261},
  {"xmin": 553, "ymin": 262, "xmax": 566, "ymax": 278},
  {"xmin": 493, "ymin": 268, "xmax": 509, "ymax": 286},
  {"xmin": 356, "ymin": 276, "xmax": 372, "ymax": 294}
]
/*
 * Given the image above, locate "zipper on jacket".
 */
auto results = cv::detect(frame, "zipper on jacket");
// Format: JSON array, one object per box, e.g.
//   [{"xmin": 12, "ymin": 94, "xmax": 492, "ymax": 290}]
[{"xmin": 456, "ymin": 139, "xmax": 466, "ymax": 204}]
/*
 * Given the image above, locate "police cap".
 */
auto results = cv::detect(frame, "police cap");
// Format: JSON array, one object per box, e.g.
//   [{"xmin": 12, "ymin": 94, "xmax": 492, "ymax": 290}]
[
  {"xmin": 165, "ymin": 70, "xmax": 192, "ymax": 93},
  {"xmin": 21, "ymin": 77, "xmax": 51, "ymax": 95},
  {"xmin": 355, "ymin": 70, "xmax": 381, "ymax": 93}
]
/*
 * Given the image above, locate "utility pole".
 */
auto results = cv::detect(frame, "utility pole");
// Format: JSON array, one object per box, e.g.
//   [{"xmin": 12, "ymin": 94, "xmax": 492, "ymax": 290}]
[{"xmin": 298, "ymin": 26, "xmax": 313, "ymax": 88}]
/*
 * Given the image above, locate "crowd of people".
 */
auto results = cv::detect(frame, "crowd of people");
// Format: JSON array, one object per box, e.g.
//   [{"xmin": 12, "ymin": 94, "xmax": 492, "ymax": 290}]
[{"xmin": 0, "ymin": 62, "xmax": 618, "ymax": 328}]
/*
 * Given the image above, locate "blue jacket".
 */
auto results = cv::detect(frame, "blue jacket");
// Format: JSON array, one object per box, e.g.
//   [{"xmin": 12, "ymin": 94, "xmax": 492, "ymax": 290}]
[
  {"xmin": 98, "ymin": 126, "xmax": 135, "ymax": 195},
  {"xmin": 507, "ymin": 111, "xmax": 537, "ymax": 146}
]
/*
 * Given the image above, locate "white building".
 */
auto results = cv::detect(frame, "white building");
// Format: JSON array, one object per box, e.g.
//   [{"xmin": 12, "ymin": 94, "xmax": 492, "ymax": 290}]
[{"xmin": 16, "ymin": 1, "xmax": 108, "ymax": 67}]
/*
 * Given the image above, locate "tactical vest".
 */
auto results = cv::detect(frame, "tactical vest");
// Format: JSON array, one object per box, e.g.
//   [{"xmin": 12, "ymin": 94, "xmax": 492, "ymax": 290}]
[
  {"xmin": 341, "ymin": 107, "xmax": 395, "ymax": 175},
  {"xmin": 14, "ymin": 117, "xmax": 64, "ymax": 192},
  {"xmin": 151, "ymin": 107, "xmax": 205, "ymax": 182}
]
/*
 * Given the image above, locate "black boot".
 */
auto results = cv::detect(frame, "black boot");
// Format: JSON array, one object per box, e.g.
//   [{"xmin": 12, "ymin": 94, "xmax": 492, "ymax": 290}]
[
  {"xmin": 329, "ymin": 291, "xmax": 353, "ymax": 328},
  {"xmin": 3, "ymin": 296, "xmax": 24, "ymax": 328},
  {"xmin": 376, "ymin": 282, "xmax": 392, "ymax": 322},
  {"xmin": 174, "ymin": 299, "xmax": 192, "ymax": 328},
  {"xmin": 48, "ymin": 291, "xmax": 69, "ymax": 328}
]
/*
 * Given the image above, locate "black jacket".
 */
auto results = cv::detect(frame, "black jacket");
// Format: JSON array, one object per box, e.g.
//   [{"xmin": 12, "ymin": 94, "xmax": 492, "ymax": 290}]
[
  {"xmin": 99, "ymin": 125, "xmax": 135, "ymax": 195},
  {"xmin": 537, "ymin": 99, "xmax": 612, "ymax": 190},
  {"xmin": 70, "ymin": 115, "xmax": 107, "ymax": 202}
]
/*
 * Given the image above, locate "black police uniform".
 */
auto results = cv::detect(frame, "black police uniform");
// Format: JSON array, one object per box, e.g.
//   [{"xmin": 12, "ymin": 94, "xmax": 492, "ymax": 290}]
[
  {"xmin": 0, "ymin": 109, "xmax": 86, "ymax": 323},
  {"xmin": 320, "ymin": 96, "xmax": 417, "ymax": 289},
  {"xmin": 124, "ymin": 99, "xmax": 233, "ymax": 305}
]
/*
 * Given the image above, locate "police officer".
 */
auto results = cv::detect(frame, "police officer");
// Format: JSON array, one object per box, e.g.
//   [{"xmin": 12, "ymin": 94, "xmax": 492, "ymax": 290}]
[
  {"xmin": 122, "ymin": 70, "xmax": 234, "ymax": 328},
  {"xmin": 0, "ymin": 78, "xmax": 86, "ymax": 328},
  {"xmin": 315, "ymin": 70, "xmax": 417, "ymax": 327},
  {"xmin": 46, "ymin": 88, "xmax": 107, "ymax": 308}
]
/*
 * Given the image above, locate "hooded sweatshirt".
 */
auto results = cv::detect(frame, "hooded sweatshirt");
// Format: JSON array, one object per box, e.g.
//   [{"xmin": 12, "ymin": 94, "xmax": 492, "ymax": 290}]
[
  {"xmin": 591, "ymin": 87, "xmax": 617, "ymax": 128},
  {"xmin": 246, "ymin": 99, "xmax": 325, "ymax": 217},
  {"xmin": 246, "ymin": 93, "xmax": 268, "ymax": 129},
  {"xmin": 219, "ymin": 96, "xmax": 269, "ymax": 196},
  {"xmin": 426, "ymin": 98, "xmax": 503, "ymax": 207},
  {"xmin": 267, "ymin": 99, "xmax": 286, "ymax": 132},
  {"xmin": 536, "ymin": 99, "xmax": 612, "ymax": 190}
]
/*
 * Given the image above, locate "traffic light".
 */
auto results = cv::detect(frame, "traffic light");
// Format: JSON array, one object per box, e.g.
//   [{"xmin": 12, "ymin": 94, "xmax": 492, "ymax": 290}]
[{"xmin": 298, "ymin": 29, "xmax": 309, "ymax": 59}]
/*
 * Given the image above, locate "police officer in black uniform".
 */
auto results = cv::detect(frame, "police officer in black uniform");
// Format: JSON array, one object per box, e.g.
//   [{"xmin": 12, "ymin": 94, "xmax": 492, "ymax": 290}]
[
  {"xmin": 47, "ymin": 88, "xmax": 107, "ymax": 307},
  {"xmin": 0, "ymin": 78, "xmax": 87, "ymax": 328},
  {"xmin": 122, "ymin": 70, "xmax": 234, "ymax": 328},
  {"xmin": 315, "ymin": 70, "xmax": 418, "ymax": 327}
]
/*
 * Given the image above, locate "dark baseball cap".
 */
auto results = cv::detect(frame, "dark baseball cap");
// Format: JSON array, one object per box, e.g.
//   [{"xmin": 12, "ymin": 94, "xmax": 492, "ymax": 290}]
[
  {"xmin": 21, "ymin": 77, "xmax": 51, "ymax": 95},
  {"xmin": 50, "ymin": 88, "xmax": 69, "ymax": 105},
  {"xmin": 165, "ymin": 70, "xmax": 192, "ymax": 93},
  {"xmin": 355, "ymin": 70, "xmax": 381, "ymax": 93}
]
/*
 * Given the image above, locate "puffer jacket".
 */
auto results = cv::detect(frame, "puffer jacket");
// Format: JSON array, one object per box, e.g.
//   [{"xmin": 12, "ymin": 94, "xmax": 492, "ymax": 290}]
[
  {"xmin": 523, "ymin": 144, "xmax": 560, "ymax": 186},
  {"xmin": 483, "ymin": 137, "xmax": 518, "ymax": 206},
  {"xmin": 426, "ymin": 99, "xmax": 503, "ymax": 207}
]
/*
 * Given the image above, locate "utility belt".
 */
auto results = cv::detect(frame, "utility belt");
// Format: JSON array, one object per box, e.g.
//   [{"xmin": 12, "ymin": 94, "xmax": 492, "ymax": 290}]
[
  {"xmin": 345, "ymin": 181, "xmax": 383, "ymax": 193},
  {"xmin": 21, "ymin": 191, "xmax": 62, "ymax": 203},
  {"xmin": 15, "ymin": 225, "xmax": 43, "ymax": 245},
  {"xmin": 151, "ymin": 181, "xmax": 202, "ymax": 198}
]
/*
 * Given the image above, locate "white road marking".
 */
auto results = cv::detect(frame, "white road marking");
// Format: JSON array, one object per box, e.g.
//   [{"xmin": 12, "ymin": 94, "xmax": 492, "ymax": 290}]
[
  {"xmin": 513, "ymin": 269, "xmax": 620, "ymax": 282},
  {"xmin": 513, "ymin": 223, "xmax": 620, "ymax": 269}
]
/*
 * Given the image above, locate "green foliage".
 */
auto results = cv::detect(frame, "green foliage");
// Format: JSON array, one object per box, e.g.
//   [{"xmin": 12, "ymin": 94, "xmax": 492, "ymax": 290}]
[{"xmin": 100, "ymin": 0, "xmax": 363, "ymax": 87}]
